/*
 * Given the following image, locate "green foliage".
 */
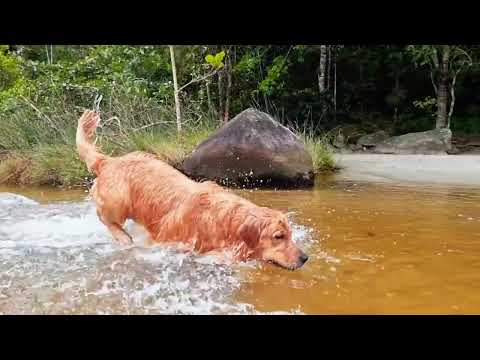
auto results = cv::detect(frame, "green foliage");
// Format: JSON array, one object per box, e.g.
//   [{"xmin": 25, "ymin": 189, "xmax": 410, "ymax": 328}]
[
  {"xmin": 205, "ymin": 51, "xmax": 225, "ymax": 69},
  {"xmin": 407, "ymin": 45, "xmax": 474, "ymax": 76},
  {"xmin": 230, "ymin": 48, "xmax": 264, "ymax": 113},
  {"xmin": 258, "ymin": 56, "xmax": 289, "ymax": 96},
  {"xmin": 451, "ymin": 116, "xmax": 480, "ymax": 134},
  {"xmin": 5, "ymin": 44, "xmax": 479, "ymax": 135},
  {"xmin": 3, "ymin": 45, "xmax": 174, "ymax": 111},
  {"xmin": 234, "ymin": 52, "xmax": 260, "ymax": 75},
  {"xmin": 413, "ymin": 96, "xmax": 437, "ymax": 117},
  {"xmin": 0, "ymin": 45, "xmax": 22, "ymax": 90},
  {"xmin": 301, "ymin": 134, "xmax": 338, "ymax": 173},
  {"xmin": 0, "ymin": 46, "xmax": 29, "ymax": 108},
  {"xmin": 407, "ymin": 45, "xmax": 439, "ymax": 68}
]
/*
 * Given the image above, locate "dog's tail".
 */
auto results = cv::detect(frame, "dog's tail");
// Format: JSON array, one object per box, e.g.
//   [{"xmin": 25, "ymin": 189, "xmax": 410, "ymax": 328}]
[{"xmin": 76, "ymin": 110, "xmax": 108, "ymax": 175}]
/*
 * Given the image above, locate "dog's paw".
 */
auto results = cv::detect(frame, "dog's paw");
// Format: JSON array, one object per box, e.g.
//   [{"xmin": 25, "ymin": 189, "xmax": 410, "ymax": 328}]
[{"xmin": 112, "ymin": 234, "xmax": 134, "ymax": 246}]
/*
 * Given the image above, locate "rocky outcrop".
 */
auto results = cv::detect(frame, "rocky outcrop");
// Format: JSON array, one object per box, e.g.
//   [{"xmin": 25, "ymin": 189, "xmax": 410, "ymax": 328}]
[
  {"xmin": 182, "ymin": 108, "xmax": 314, "ymax": 187},
  {"xmin": 373, "ymin": 128, "xmax": 452, "ymax": 155},
  {"xmin": 357, "ymin": 130, "xmax": 390, "ymax": 148}
]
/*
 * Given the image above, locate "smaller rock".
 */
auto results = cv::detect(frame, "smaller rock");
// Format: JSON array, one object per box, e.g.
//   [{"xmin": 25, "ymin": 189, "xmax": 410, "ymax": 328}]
[
  {"xmin": 446, "ymin": 146, "xmax": 461, "ymax": 155},
  {"xmin": 374, "ymin": 128, "xmax": 452, "ymax": 155},
  {"xmin": 357, "ymin": 130, "xmax": 390, "ymax": 148},
  {"xmin": 347, "ymin": 143, "xmax": 362, "ymax": 152},
  {"xmin": 341, "ymin": 125, "xmax": 365, "ymax": 145}
]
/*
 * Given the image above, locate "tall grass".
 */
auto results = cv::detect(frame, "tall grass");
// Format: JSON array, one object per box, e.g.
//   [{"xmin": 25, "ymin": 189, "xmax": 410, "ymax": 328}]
[
  {"xmin": 0, "ymin": 93, "xmax": 216, "ymax": 187},
  {"xmin": 285, "ymin": 117, "xmax": 339, "ymax": 174},
  {"xmin": 302, "ymin": 134, "xmax": 338, "ymax": 173}
]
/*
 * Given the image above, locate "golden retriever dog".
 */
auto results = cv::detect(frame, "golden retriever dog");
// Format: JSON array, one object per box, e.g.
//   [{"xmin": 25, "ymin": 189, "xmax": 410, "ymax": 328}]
[{"xmin": 76, "ymin": 110, "xmax": 308, "ymax": 270}]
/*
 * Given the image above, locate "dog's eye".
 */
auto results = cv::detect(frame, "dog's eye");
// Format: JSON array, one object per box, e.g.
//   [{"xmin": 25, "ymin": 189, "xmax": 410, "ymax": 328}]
[{"xmin": 274, "ymin": 232, "xmax": 284, "ymax": 239}]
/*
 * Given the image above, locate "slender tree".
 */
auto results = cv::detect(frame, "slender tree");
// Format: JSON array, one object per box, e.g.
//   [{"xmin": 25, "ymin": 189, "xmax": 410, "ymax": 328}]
[
  {"xmin": 318, "ymin": 45, "xmax": 327, "ymax": 93},
  {"xmin": 407, "ymin": 45, "xmax": 473, "ymax": 129},
  {"xmin": 224, "ymin": 50, "xmax": 233, "ymax": 123},
  {"xmin": 169, "ymin": 45, "xmax": 182, "ymax": 134}
]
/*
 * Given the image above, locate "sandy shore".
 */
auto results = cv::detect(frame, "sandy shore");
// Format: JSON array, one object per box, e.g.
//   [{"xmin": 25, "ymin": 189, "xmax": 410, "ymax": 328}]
[{"xmin": 334, "ymin": 154, "xmax": 480, "ymax": 186}]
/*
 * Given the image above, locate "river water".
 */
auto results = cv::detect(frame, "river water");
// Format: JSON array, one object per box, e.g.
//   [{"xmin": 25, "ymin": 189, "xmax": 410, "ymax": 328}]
[{"xmin": 1, "ymin": 176, "xmax": 479, "ymax": 314}]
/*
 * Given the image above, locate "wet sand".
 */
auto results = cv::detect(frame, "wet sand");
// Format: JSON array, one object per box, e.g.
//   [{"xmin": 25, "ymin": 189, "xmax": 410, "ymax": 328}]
[{"xmin": 335, "ymin": 154, "xmax": 480, "ymax": 187}]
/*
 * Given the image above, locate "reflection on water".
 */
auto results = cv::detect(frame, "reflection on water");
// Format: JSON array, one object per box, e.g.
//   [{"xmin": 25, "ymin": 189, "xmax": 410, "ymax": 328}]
[{"xmin": 1, "ymin": 179, "xmax": 480, "ymax": 314}]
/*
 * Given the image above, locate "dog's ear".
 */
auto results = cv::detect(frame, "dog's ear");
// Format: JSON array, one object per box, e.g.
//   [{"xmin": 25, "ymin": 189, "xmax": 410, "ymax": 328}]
[{"xmin": 237, "ymin": 217, "xmax": 262, "ymax": 249}]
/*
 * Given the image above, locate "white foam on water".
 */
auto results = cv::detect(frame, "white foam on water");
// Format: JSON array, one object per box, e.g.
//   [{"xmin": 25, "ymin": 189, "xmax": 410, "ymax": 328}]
[
  {"xmin": 0, "ymin": 193, "xmax": 39, "ymax": 207},
  {"xmin": 344, "ymin": 253, "xmax": 376, "ymax": 263},
  {"xmin": 291, "ymin": 223, "xmax": 315, "ymax": 246}
]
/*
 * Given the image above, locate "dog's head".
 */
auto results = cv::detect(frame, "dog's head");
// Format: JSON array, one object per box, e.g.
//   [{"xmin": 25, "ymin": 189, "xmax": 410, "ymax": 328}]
[{"xmin": 238, "ymin": 208, "xmax": 308, "ymax": 270}]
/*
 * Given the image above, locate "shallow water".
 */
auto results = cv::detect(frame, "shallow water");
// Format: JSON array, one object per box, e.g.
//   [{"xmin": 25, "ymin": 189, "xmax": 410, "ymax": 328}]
[{"xmin": 1, "ymin": 178, "xmax": 480, "ymax": 314}]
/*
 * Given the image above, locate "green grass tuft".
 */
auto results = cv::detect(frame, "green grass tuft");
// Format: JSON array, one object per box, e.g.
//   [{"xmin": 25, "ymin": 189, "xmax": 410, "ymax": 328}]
[
  {"xmin": 289, "ymin": 122, "xmax": 339, "ymax": 174},
  {"xmin": 302, "ymin": 134, "xmax": 339, "ymax": 173}
]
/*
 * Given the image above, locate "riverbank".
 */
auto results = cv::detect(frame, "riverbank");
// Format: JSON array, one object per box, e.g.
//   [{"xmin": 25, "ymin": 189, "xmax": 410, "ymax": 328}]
[
  {"xmin": 0, "ymin": 132, "xmax": 212, "ymax": 187},
  {"xmin": 3, "ymin": 148, "xmax": 478, "ymax": 189},
  {"xmin": 0, "ymin": 133, "xmax": 335, "ymax": 188},
  {"xmin": 334, "ymin": 154, "xmax": 480, "ymax": 186}
]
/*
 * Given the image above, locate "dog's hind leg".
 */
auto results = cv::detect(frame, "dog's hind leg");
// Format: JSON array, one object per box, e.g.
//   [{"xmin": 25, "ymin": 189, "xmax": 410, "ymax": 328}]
[
  {"xmin": 92, "ymin": 181, "xmax": 133, "ymax": 245},
  {"xmin": 106, "ymin": 223, "xmax": 133, "ymax": 245},
  {"xmin": 97, "ymin": 210, "xmax": 133, "ymax": 245},
  {"xmin": 96, "ymin": 208, "xmax": 133, "ymax": 245}
]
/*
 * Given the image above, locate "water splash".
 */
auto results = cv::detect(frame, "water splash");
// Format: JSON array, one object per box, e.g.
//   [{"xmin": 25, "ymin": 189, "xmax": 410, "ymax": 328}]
[{"xmin": 0, "ymin": 192, "xmax": 314, "ymax": 314}]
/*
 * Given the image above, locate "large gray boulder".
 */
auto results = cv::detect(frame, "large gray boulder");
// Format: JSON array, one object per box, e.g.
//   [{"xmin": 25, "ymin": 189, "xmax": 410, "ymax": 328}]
[
  {"xmin": 182, "ymin": 108, "xmax": 314, "ymax": 187},
  {"xmin": 373, "ymin": 128, "xmax": 452, "ymax": 155}
]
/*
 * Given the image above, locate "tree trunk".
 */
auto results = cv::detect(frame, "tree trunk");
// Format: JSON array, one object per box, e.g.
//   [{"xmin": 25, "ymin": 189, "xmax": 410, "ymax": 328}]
[
  {"xmin": 359, "ymin": 63, "xmax": 364, "ymax": 114},
  {"xmin": 436, "ymin": 78, "xmax": 449, "ymax": 129},
  {"xmin": 436, "ymin": 49, "xmax": 450, "ymax": 129},
  {"xmin": 447, "ymin": 71, "xmax": 459, "ymax": 128},
  {"xmin": 45, "ymin": 45, "xmax": 50, "ymax": 65},
  {"xmin": 206, "ymin": 80, "xmax": 214, "ymax": 118},
  {"xmin": 326, "ymin": 45, "xmax": 331, "ymax": 91},
  {"xmin": 217, "ymin": 70, "xmax": 225, "ymax": 124},
  {"xmin": 224, "ymin": 53, "xmax": 232, "ymax": 124},
  {"xmin": 333, "ymin": 46, "xmax": 337, "ymax": 120},
  {"xmin": 169, "ymin": 45, "xmax": 182, "ymax": 134},
  {"xmin": 393, "ymin": 73, "xmax": 400, "ymax": 123},
  {"xmin": 318, "ymin": 45, "xmax": 327, "ymax": 93}
]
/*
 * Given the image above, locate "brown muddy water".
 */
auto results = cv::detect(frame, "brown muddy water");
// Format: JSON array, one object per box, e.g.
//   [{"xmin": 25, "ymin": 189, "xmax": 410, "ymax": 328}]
[{"xmin": 1, "ymin": 176, "xmax": 480, "ymax": 314}]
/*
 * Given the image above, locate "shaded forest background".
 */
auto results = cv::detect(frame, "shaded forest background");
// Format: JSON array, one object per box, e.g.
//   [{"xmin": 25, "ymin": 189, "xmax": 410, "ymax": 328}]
[{"xmin": 1, "ymin": 45, "xmax": 479, "ymax": 135}]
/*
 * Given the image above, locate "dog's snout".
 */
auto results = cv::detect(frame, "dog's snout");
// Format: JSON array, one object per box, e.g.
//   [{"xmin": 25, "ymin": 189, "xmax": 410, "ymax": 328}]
[
  {"xmin": 300, "ymin": 253, "xmax": 309, "ymax": 264},
  {"xmin": 298, "ymin": 252, "xmax": 309, "ymax": 266}
]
